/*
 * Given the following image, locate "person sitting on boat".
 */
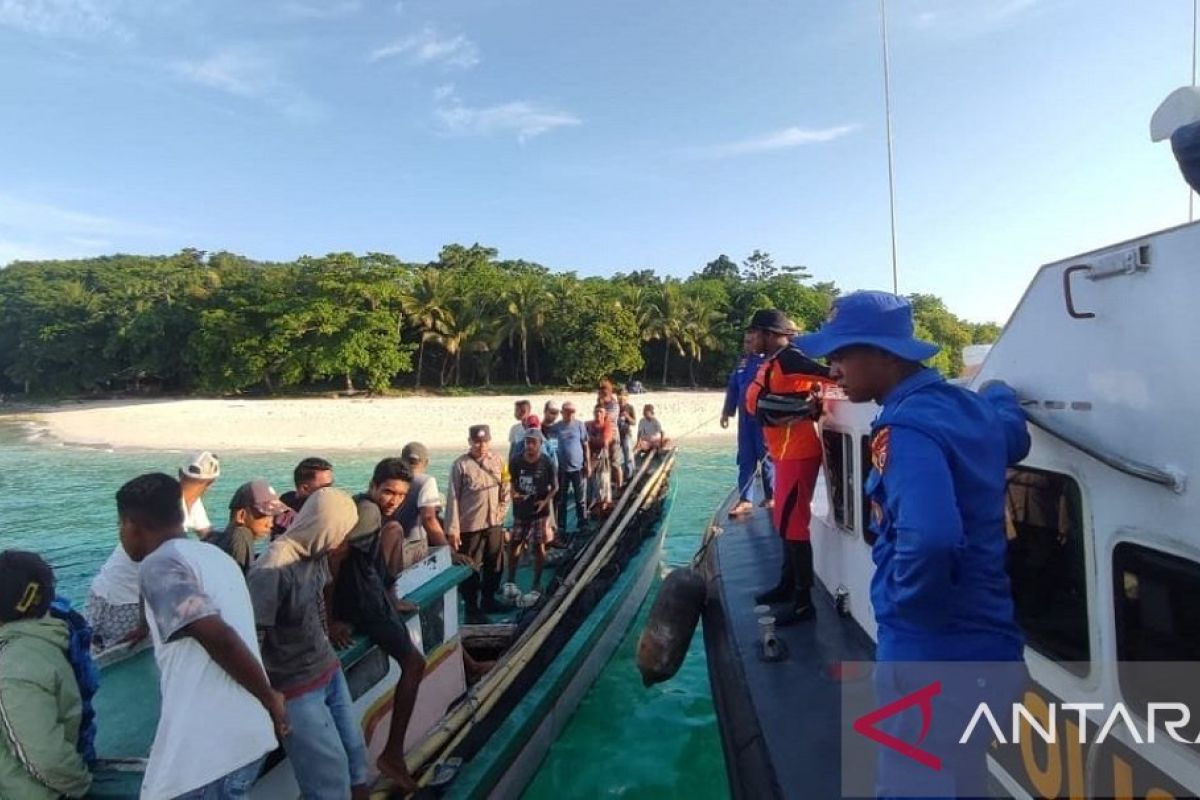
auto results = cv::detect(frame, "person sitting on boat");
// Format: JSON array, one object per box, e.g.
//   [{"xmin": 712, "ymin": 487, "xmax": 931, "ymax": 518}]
[
  {"xmin": 330, "ymin": 499, "xmax": 426, "ymax": 796},
  {"xmin": 210, "ymin": 480, "xmax": 288, "ymax": 575},
  {"xmin": 365, "ymin": 456, "xmax": 429, "ymax": 578},
  {"xmin": 796, "ymin": 291, "xmax": 1030, "ymax": 797},
  {"xmin": 506, "ymin": 427, "xmax": 559, "ymax": 597},
  {"xmin": 272, "ymin": 456, "xmax": 334, "ymax": 538},
  {"xmin": 0, "ymin": 550, "xmax": 93, "ymax": 800},
  {"xmin": 248, "ymin": 488, "xmax": 371, "ymax": 800},
  {"xmin": 116, "ymin": 473, "xmax": 285, "ymax": 800},
  {"xmin": 586, "ymin": 405, "xmax": 616, "ymax": 518},
  {"xmin": 178, "ymin": 450, "xmax": 220, "ymax": 539},
  {"xmin": 721, "ymin": 329, "xmax": 775, "ymax": 517},
  {"xmin": 446, "ymin": 425, "xmax": 510, "ymax": 622},
  {"xmin": 743, "ymin": 309, "xmax": 832, "ymax": 625},
  {"xmin": 634, "ymin": 403, "xmax": 671, "ymax": 455}
]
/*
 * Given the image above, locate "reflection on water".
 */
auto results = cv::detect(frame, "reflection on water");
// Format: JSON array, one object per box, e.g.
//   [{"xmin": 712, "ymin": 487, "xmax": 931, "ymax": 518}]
[{"xmin": 0, "ymin": 422, "xmax": 731, "ymax": 798}]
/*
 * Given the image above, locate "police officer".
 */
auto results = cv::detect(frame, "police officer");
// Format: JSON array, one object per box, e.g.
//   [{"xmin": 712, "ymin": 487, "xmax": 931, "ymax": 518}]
[
  {"xmin": 743, "ymin": 309, "xmax": 831, "ymax": 625},
  {"xmin": 796, "ymin": 291, "xmax": 1030, "ymax": 797},
  {"xmin": 720, "ymin": 329, "xmax": 775, "ymax": 517}
]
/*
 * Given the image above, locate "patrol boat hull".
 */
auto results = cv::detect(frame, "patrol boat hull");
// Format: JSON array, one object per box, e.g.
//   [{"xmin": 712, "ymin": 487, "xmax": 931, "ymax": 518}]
[{"xmin": 699, "ymin": 221, "xmax": 1200, "ymax": 798}]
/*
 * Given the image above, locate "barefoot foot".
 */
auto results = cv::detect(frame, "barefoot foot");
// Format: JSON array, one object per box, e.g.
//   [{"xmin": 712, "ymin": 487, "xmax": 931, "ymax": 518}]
[{"xmin": 377, "ymin": 753, "xmax": 419, "ymax": 795}]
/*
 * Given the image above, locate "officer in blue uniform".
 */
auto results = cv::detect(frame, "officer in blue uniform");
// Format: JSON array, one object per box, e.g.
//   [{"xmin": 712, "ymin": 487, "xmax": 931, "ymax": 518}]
[
  {"xmin": 720, "ymin": 329, "xmax": 774, "ymax": 517},
  {"xmin": 796, "ymin": 291, "xmax": 1030, "ymax": 798}
]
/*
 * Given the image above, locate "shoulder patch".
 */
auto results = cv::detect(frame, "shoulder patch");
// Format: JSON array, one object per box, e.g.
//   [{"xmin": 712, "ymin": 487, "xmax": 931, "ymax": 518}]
[{"xmin": 871, "ymin": 426, "xmax": 891, "ymax": 473}]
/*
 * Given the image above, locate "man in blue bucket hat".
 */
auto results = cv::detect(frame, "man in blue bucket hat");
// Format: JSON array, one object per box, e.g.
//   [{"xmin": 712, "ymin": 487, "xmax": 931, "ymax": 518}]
[{"xmin": 797, "ymin": 291, "xmax": 1031, "ymax": 797}]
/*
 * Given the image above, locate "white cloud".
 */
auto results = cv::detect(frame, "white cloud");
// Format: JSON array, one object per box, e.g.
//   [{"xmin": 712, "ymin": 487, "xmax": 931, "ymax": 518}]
[
  {"xmin": 686, "ymin": 124, "xmax": 860, "ymax": 159},
  {"xmin": 279, "ymin": 0, "xmax": 361, "ymax": 20},
  {"xmin": 173, "ymin": 48, "xmax": 320, "ymax": 120},
  {"xmin": 0, "ymin": 0, "xmax": 130, "ymax": 40},
  {"xmin": 0, "ymin": 193, "xmax": 168, "ymax": 267},
  {"xmin": 435, "ymin": 99, "xmax": 581, "ymax": 143},
  {"xmin": 370, "ymin": 25, "xmax": 480, "ymax": 68},
  {"xmin": 907, "ymin": 0, "xmax": 1046, "ymax": 37},
  {"xmin": 431, "ymin": 86, "xmax": 579, "ymax": 142}
]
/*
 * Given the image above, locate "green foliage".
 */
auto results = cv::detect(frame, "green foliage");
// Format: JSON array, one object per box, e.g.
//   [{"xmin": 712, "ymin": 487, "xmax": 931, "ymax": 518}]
[{"xmin": 0, "ymin": 245, "xmax": 998, "ymax": 396}]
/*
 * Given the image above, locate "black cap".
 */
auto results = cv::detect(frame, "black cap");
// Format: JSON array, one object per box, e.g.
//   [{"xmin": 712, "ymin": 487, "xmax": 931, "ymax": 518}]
[
  {"xmin": 401, "ymin": 442, "xmax": 429, "ymax": 464},
  {"xmin": 745, "ymin": 309, "xmax": 797, "ymax": 335},
  {"xmin": 0, "ymin": 551, "xmax": 54, "ymax": 622},
  {"xmin": 469, "ymin": 424, "xmax": 491, "ymax": 442}
]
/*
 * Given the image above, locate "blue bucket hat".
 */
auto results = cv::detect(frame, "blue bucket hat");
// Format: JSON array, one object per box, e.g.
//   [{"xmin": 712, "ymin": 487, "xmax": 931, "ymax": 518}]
[{"xmin": 793, "ymin": 291, "xmax": 939, "ymax": 362}]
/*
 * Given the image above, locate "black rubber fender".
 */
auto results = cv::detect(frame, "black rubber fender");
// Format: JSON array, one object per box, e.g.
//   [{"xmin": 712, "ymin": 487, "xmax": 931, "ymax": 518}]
[{"xmin": 636, "ymin": 566, "xmax": 707, "ymax": 686}]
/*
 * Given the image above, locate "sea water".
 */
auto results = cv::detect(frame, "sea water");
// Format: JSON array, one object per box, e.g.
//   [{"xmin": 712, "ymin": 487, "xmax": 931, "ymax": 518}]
[{"xmin": 0, "ymin": 420, "xmax": 730, "ymax": 798}]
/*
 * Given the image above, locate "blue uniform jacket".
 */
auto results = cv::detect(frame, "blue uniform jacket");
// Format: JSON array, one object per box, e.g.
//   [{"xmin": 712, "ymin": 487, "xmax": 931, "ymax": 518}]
[
  {"xmin": 723, "ymin": 354, "xmax": 766, "ymax": 421},
  {"xmin": 866, "ymin": 369, "xmax": 1030, "ymax": 661}
]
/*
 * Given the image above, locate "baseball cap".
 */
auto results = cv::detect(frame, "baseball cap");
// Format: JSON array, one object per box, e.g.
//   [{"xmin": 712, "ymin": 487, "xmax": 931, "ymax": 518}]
[
  {"xmin": 400, "ymin": 442, "xmax": 429, "ymax": 464},
  {"xmin": 228, "ymin": 480, "xmax": 287, "ymax": 516},
  {"xmin": 524, "ymin": 414, "xmax": 541, "ymax": 429},
  {"xmin": 180, "ymin": 450, "xmax": 221, "ymax": 481},
  {"xmin": 745, "ymin": 309, "xmax": 797, "ymax": 335},
  {"xmin": 544, "ymin": 400, "xmax": 561, "ymax": 413},
  {"xmin": 469, "ymin": 424, "xmax": 491, "ymax": 442},
  {"xmin": 0, "ymin": 550, "xmax": 54, "ymax": 622},
  {"xmin": 524, "ymin": 427, "xmax": 545, "ymax": 442}
]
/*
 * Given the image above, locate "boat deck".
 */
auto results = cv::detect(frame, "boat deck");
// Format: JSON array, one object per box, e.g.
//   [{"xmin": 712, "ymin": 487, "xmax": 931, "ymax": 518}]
[{"xmin": 701, "ymin": 500, "xmax": 875, "ymax": 800}]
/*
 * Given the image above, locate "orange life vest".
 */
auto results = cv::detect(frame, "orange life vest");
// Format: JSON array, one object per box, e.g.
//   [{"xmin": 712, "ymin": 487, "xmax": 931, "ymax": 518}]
[{"xmin": 744, "ymin": 346, "xmax": 833, "ymax": 461}]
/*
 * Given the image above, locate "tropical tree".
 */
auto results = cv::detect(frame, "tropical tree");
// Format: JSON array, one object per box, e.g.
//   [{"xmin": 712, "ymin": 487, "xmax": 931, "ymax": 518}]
[{"xmin": 401, "ymin": 268, "xmax": 455, "ymax": 388}]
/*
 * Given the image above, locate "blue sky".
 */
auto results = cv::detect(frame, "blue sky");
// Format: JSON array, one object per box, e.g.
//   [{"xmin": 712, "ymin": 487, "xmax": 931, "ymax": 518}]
[{"xmin": 0, "ymin": 0, "xmax": 1193, "ymax": 323}]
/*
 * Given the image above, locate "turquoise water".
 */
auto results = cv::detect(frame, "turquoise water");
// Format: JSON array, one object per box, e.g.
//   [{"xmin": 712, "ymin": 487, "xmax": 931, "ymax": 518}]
[{"xmin": 0, "ymin": 419, "xmax": 731, "ymax": 798}]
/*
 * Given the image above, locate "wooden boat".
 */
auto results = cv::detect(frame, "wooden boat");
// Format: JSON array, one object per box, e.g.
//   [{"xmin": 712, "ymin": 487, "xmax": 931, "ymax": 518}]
[
  {"xmin": 696, "ymin": 223, "xmax": 1200, "ymax": 797},
  {"xmin": 87, "ymin": 449, "xmax": 677, "ymax": 799}
]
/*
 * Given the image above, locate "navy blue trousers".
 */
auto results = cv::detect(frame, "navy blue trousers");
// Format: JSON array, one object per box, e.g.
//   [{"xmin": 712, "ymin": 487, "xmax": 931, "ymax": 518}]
[{"xmin": 736, "ymin": 414, "xmax": 774, "ymax": 503}]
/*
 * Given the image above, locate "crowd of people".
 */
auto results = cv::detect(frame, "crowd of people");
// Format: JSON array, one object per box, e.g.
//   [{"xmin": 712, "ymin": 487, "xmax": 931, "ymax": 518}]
[{"xmin": 0, "ymin": 383, "xmax": 672, "ymax": 800}]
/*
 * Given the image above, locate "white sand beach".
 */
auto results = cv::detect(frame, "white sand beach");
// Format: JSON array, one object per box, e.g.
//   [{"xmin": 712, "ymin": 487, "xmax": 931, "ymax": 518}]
[{"xmin": 8, "ymin": 391, "xmax": 734, "ymax": 452}]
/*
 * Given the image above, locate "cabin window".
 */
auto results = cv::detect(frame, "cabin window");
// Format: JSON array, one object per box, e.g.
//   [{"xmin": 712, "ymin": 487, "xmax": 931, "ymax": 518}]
[
  {"xmin": 821, "ymin": 429, "xmax": 856, "ymax": 533},
  {"xmin": 1004, "ymin": 467, "xmax": 1089, "ymax": 671},
  {"xmin": 1113, "ymin": 543, "xmax": 1200, "ymax": 736}
]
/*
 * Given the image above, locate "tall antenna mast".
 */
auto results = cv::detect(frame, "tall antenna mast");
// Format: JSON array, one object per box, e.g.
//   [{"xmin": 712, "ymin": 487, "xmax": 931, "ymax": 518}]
[{"xmin": 880, "ymin": 0, "xmax": 900, "ymax": 293}]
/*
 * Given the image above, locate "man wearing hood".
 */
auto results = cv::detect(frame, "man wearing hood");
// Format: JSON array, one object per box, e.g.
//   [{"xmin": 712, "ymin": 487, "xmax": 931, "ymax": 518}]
[
  {"xmin": 248, "ymin": 488, "xmax": 370, "ymax": 800},
  {"xmin": 0, "ymin": 551, "xmax": 92, "ymax": 800}
]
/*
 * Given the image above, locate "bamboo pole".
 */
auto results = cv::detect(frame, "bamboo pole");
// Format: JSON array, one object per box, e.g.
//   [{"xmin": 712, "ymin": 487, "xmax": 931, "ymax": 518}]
[{"xmin": 406, "ymin": 450, "xmax": 677, "ymax": 783}]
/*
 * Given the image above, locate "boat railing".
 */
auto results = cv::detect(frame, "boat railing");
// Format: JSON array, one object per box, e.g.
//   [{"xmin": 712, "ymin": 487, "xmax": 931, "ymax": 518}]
[{"xmin": 1021, "ymin": 403, "xmax": 1186, "ymax": 493}]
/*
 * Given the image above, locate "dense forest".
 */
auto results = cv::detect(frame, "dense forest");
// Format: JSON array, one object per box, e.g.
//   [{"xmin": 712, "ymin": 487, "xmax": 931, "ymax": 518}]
[{"xmin": 0, "ymin": 244, "xmax": 1000, "ymax": 397}]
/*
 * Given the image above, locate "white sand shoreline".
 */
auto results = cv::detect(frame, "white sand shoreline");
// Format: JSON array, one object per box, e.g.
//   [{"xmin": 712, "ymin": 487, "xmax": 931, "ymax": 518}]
[{"xmin": 3, "ymin": 392, "xmax": 734, "ymax": 453}]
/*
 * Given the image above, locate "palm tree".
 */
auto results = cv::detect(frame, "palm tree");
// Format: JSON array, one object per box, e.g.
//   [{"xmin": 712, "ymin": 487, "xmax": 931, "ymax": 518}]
[
  {"xmin": 400, "ymin": 269, "xmax": 455, "ymax": 388},
  {"xmin": 641, "ymin": 279, "xmax": 685, "ymax": 386},
  {"xmin": 498, "ymin": 274, "xmax": 551, "ymax": 386},
  {"xmin": 678, "ymin": 292, "xmax": 724, "ymax": 386}
]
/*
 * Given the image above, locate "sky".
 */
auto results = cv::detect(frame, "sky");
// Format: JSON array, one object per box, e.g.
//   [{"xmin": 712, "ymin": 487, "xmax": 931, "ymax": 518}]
[{"xmin": 0, "ymin": 0, "xmax": 1194, "ymax": 324}]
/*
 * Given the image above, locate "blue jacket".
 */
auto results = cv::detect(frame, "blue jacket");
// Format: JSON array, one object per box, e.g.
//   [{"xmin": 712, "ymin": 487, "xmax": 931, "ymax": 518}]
[
  {"xmin": 723, "ymin": 354, "xmax": 767, "ymax": 420},
  {"xmin": 866, "ymin": 369, "xmax": 1030, "ymax": 661}
]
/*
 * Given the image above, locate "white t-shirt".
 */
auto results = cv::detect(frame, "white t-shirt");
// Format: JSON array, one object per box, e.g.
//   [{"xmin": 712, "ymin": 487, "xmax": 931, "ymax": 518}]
[
  {"xmin": 183, "ymin": 497, "xmax": 212, "ymax": 536},
  {"xmin": 89, "ymin": 545, "xmax": 141, "ymax": 605},
  {"xmin": 139, "ymin": 539, "xmax": 276, "ymax": 799}
]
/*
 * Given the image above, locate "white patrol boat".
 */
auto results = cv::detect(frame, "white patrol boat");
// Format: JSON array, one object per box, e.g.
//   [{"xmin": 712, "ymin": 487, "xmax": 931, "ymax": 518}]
[{"xmin": 691, "ymin": 221, "xmax": 1200, "ymax": 798}]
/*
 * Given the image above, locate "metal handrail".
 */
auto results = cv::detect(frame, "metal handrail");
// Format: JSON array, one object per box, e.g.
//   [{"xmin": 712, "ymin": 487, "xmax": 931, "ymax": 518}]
[{"xmin": 1023, "ymin": 406, "xmax": 1186, "ymax": 493}]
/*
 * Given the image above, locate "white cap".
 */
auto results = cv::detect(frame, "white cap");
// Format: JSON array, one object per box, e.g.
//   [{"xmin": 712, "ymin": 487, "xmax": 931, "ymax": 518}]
[{"xmin": 180, "ymin": 450, "xmax": 221, "ymax": 481}]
